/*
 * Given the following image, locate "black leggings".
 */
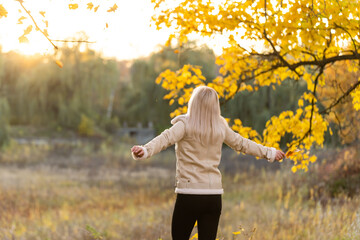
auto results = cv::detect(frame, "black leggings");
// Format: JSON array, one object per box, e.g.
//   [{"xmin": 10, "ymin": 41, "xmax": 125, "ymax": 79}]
[{"xmin": 171, "ymin": 194, "xmax": 222, "ymax": 240}]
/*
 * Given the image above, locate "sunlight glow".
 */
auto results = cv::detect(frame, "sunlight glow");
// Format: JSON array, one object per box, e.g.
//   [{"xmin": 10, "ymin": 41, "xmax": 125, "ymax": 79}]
[{"xmin": 0, "ymin": 0, "xmax": 175, "ymax": 60}]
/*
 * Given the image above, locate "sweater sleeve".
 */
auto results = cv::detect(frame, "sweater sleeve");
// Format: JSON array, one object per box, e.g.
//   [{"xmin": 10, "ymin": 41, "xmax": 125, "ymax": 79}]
[
  {"xmin": 132, "ymin": 121, "xmax": 186, "ymax": 160},
  {"xmin": 224, "ymin": 125, "xmax": 276, "ymax": 162}
]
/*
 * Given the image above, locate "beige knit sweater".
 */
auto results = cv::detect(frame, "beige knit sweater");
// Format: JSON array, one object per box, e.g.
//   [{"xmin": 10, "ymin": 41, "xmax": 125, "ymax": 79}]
[{"xmin": 132, "ymin": 115, "xmax": 276, "ymax": 194}]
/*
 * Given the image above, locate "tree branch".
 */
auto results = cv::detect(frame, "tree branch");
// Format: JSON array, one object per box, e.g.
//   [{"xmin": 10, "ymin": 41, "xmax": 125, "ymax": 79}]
[
  {"xmin": 319, "ymin": 80, "xmax": 360, "ymax": 115},
  {"xmin": 17, "ymin": 1, "xmax": 97, "ymax": 50},
  {"xmin": 263, "ymin": 30, "xmax": 302, "ymax": 77},
  {"xmin": 17, "ymin": 0, "xmax": 58, "ymax": 50},
  {"xmin": 50, "ymin": 39, "xmax": 96, "ymax": 44},
  {"xmin": 308, "ymin": 67, "xmax": 324, "ymax": 135},
  {"xmin": 284, "ymin": 67, "xmax": 324, "ymax": 152}
]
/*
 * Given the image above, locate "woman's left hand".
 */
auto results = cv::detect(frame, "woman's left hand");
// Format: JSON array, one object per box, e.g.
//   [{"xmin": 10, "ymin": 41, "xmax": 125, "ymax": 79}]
[{"xmin": 275, "ymin": 150, "xmax": 286, "ymax": 161}]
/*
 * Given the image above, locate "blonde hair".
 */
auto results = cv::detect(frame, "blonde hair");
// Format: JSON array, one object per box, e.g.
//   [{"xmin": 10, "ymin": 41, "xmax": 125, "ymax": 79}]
[{"xmin": 186, "ymin": 86, "xmax": 226, "ymax": 144}]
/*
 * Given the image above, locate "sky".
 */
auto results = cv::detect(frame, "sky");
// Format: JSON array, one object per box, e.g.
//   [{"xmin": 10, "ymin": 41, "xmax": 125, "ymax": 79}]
[{"xmin": 0, "ymin": 0, "xmax": 228, "ymax": 60}]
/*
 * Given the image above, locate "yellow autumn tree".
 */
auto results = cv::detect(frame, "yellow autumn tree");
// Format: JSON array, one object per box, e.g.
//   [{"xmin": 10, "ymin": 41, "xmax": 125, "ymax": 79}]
[
  {"xmin": 151, "ymin": 0, "xmax": 360, "ymax": 172},
  {"xmin": 319, "ymin": 61, "xmax": 360, "ymax": 144}
]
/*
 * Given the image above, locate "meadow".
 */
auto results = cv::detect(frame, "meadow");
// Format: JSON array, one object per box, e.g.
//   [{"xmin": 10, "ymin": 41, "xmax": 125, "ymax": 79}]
[{"xmin": 0, "ymin": 137, "xmax": 359, "ymax": 240}]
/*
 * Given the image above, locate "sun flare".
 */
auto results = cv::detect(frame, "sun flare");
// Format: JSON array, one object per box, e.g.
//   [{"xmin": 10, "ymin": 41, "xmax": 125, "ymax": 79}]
[{"xmin": 0, "ymin": 0, "xmax": 177, "ymax": 60}]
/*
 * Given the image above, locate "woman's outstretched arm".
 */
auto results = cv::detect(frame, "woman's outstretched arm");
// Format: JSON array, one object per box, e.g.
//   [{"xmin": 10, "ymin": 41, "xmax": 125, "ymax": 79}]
[
  {"xmin": 224, "ymin": 125, "xmax": 285, "ymax": 162},
  {"xmin": 131, "ymin": 121, "xmax": 185, "ymax": 160}
]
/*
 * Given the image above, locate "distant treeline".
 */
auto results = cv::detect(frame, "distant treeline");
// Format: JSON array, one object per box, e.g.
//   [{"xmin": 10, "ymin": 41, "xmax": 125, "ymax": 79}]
[{"xmin": 0, "ymin": 42, "xmax": 311, "ymax": 142}]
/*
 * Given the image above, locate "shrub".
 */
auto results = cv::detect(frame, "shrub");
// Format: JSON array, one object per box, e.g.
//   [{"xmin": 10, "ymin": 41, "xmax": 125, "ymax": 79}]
[{"xmin": 78, "ymin": 114, "xmax": 95, "ymax": 137}]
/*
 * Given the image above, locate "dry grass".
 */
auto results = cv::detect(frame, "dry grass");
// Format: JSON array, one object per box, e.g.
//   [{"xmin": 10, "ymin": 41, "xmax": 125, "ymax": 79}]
[{"xmin": 0, "ymin": 140, "xmax": 359, "ymax": 240}]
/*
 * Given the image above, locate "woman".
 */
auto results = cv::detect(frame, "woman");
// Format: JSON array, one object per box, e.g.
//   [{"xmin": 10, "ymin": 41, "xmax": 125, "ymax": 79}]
[{"xmin": 131, "ymin": 86, "xmax": 285, "ymax": 240}]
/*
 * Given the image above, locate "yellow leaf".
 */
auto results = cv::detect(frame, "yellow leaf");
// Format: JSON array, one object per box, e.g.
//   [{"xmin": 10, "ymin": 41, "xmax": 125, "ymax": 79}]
[
  {"xmin": 94, "ymin": 5, "xmax": 100, "ymax": 12},
  {"xmin": 24, "ymin": 25, "xmax": 33, "ymax": 35},
  {"xmin": 55, "ymin": 60, "xmax": 63, "ymax": 68},
  {"xmin": 69, "ymin": 4, "xmax": 78, "ymax": 10},
  {"xmin": 18, "ymin": 35, "xmax": 29, "ymax": 43},
  {"xmin": 291, "ymin": 166, "xmax": 297, "ymax": 173},
  {"xmin": 106, "ymin": 23, "xmax": 108, "ymax": 28},
  {"xmin": 298, "ymin": 99, "xmax": 304, "ymax": 107},
  {"xmin": 87, "ymin": 2, "xmax": 94, "ymax": 10},
  {"xmin": 169, "ymin": 99, "xmax": 174, "ymax": 105},
  {"xmin": 39, "ymin": 11, "xmax": 45, "ymax": 17},
  {"xmin": 309, "ymin": 155, "xmax": 317, "ymax": 163},
  {"xmin": 0, "ymin": 4, "xmax": 8, "ymax": 18},
  {"xmin": 286, "ymin": 149, "xmax": 299, "ymax": 157},
  {"xmin": 190, "ymin": 233, "xmax": 198, "ymax": 240},
  {"xmin": 174, "ymin": 49, "xmax": 179, "ymax": 54},
  {"xmin": 233, "ymin": 231, "xmax": 241, "ymax": 235},
  {"xmin": 43, "ymin": 29, "xmax": 49, "ymax": 37},
  {"xmin": 17, "ymin": 16, "xmax": 26, "ymax": 24},
  {"xmin": 107, "ymin": 4, "xmax": 118, "ymax": 12}
]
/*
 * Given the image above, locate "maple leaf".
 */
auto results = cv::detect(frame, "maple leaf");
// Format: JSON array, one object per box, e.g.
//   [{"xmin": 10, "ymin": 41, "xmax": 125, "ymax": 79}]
[
  {"xmin": 107, "ymin": 4, "xmax": 118, "ymax": 12},
  {"xmin": 17, "ymin": 16, "xmax": 26, "ymax": 24},
  {"xmin": 0, "ymin": 4, "xmax": 8, "ymax": 18},
  {"xmin": 39, "ymin": 11, "xmax": 45, "ymax": 17},
  {"xmin": 87, "ymin": 2, "xmax": 94, "ymax": 10},
  {"xmin": 69, "ymin": 4, "xmax": 78, "ymax": 10}
]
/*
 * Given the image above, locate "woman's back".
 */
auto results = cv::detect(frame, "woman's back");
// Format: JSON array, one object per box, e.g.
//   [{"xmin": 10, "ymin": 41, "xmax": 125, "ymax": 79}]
[
  {"xmin": 130, "ymin": 85, "xmax": 285, "ymax": 240},
  {"xmin": 171, "ymin": 114, "xmax": 225, "ymax": 194}
]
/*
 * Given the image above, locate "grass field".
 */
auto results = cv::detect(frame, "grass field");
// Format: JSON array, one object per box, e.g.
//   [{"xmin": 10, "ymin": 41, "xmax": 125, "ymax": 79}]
[{"xmin": 0, "ymin": 138, "xmax": 359, "ymax": 240}]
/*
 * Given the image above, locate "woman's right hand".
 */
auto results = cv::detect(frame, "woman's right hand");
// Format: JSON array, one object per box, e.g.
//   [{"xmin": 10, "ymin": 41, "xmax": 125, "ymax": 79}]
[{"xmin": 131, "ymin": 145, "xmax": 144, "ymax": 158}]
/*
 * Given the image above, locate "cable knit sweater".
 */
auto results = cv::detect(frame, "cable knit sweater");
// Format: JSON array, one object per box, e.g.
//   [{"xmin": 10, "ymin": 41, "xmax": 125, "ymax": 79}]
[{"xmin": 132, "ymin": 115, "xmax": 276, "ymax": 194}]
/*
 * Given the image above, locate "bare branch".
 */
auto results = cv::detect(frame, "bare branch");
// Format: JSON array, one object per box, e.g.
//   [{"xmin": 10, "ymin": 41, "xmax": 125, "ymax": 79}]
[
  {"xmin": 17, "ymin": 1, "xmax": 97, "ymax": 50},
  {"xmin": 17, "ymin": 1, "xmax": 58, "ymax": 49},
  {"xmin": 50, "ymin": 39, "xmax": 96, "ymax": 44}
]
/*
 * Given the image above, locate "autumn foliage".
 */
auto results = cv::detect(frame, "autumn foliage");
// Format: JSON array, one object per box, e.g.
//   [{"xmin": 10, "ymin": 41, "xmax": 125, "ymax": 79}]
[
  {"xmin": 152, "ymin": 0, "xmax": 360, "ymax": 172},
  {"xmin": 1, "ymin": 0, "xmax": 360, "ymax": 172}
]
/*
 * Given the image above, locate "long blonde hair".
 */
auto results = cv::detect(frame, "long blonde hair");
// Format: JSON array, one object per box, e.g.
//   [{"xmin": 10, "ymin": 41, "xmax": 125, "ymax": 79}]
[{"xmin": 186, "ymin": 86, "xmax": 226, "ymax": 144}]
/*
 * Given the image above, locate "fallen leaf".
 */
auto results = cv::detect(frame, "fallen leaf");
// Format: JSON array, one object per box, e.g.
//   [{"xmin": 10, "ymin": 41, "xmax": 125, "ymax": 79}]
[
  {"xmin": 39, "ymin": 11, "xmax": 45, "ymax": 17},
  {"xmin": 55, "ymin": 60, "xmax": 63, "ymax": 68}
]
